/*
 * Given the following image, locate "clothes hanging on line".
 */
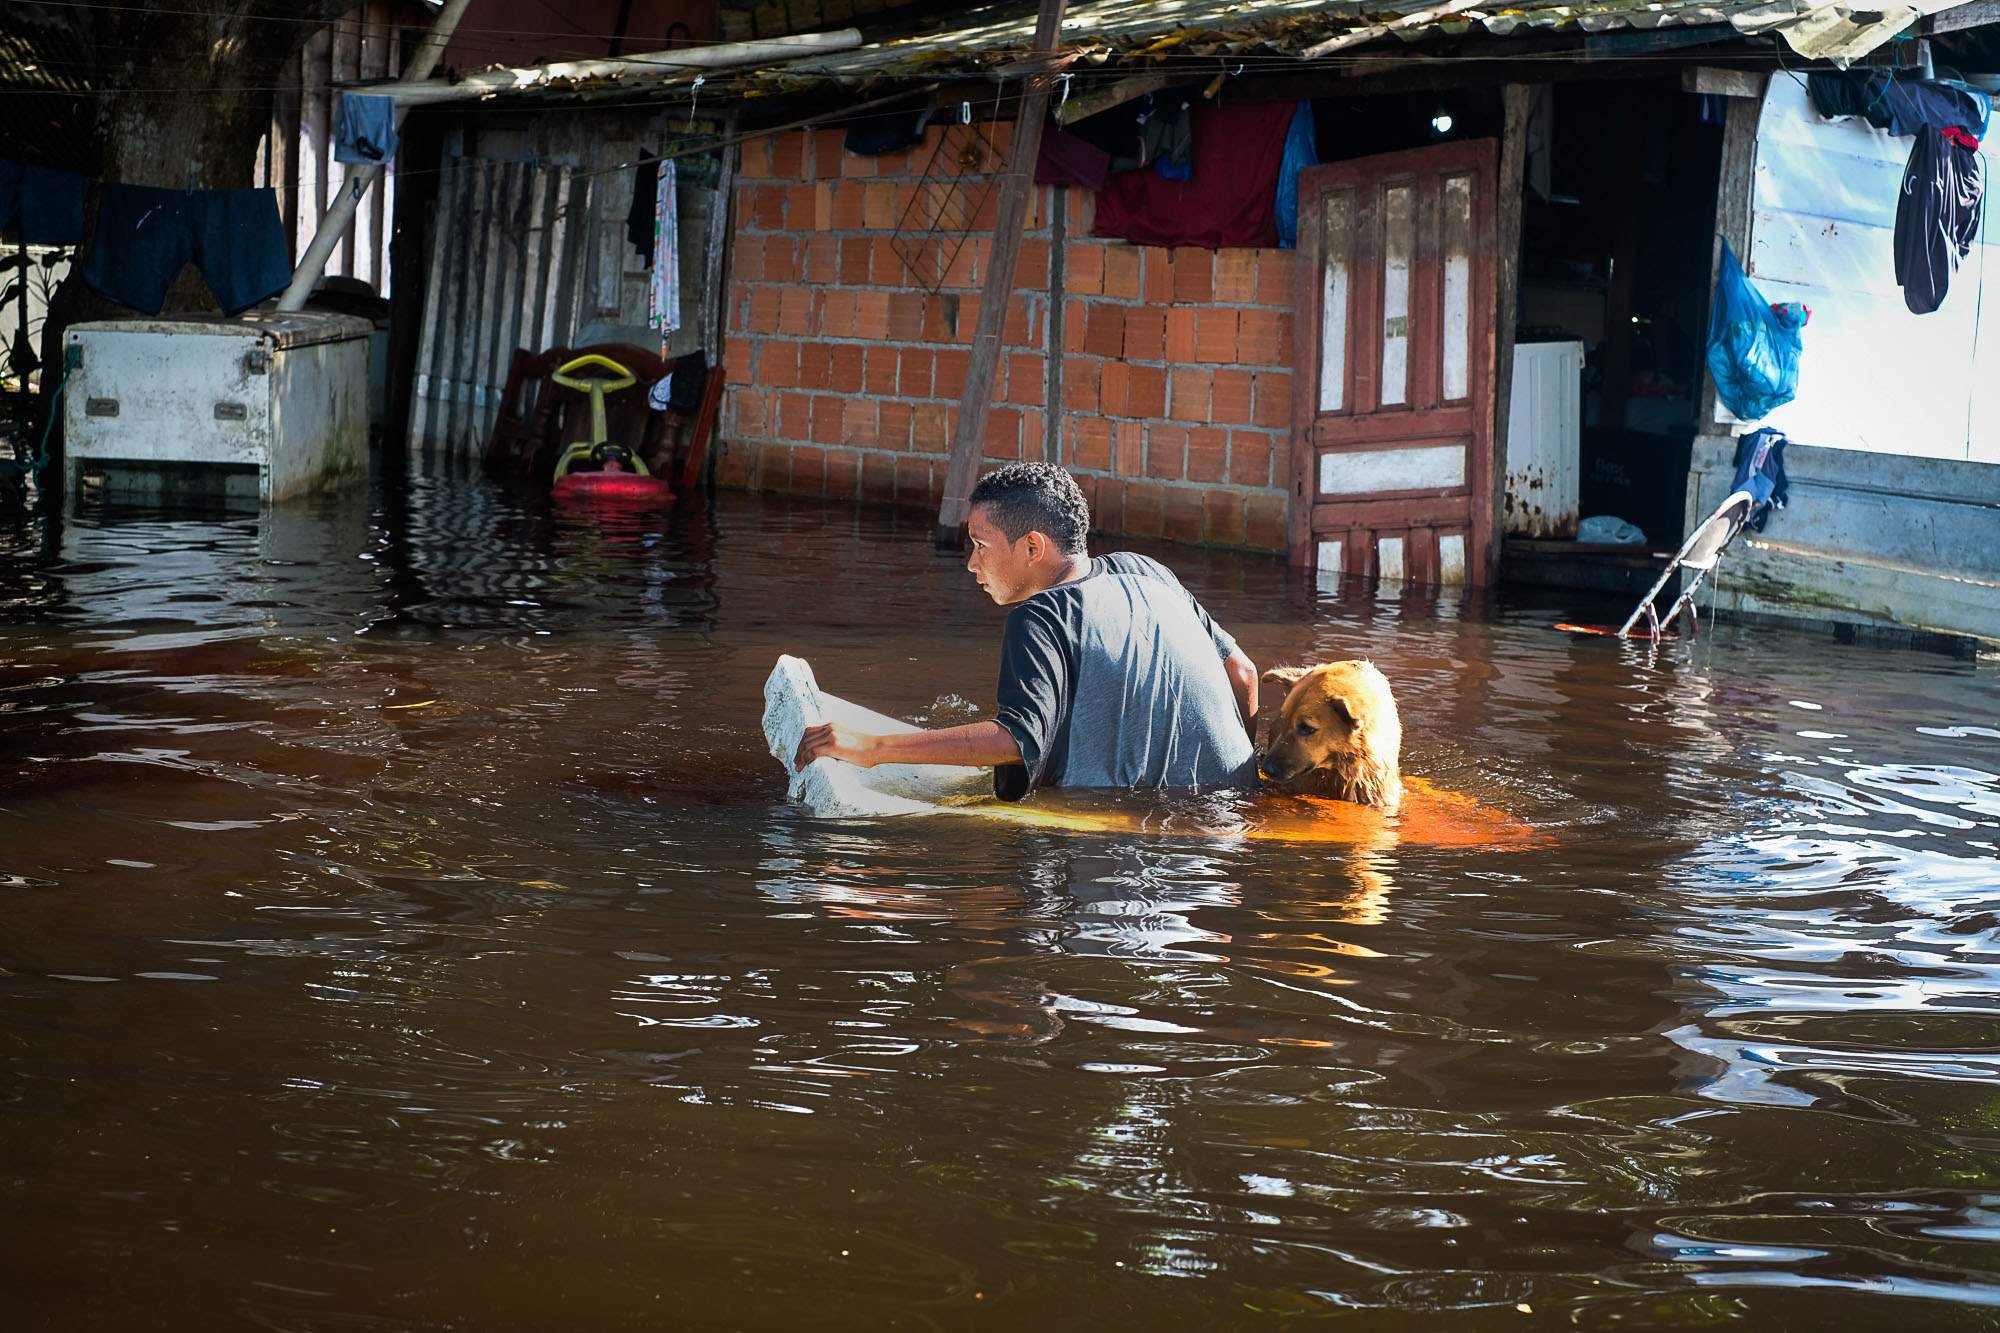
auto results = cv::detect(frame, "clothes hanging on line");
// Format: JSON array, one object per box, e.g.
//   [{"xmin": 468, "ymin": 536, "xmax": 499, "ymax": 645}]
[
  {"xmin": 333, "ymin": 93, "xmax": 399, "ymax": 166},
  {"xmin": 1806, "ymin": 70, "xmax": 1989, "ymax": 139},
  {"xmin": 648, "ymin": 158, "xmax": 681, "ymax": 347},
  {"xmin": 1894, "ymin": 125, "xmax": 1984, "ymax": 315},
  {"xmin": 0, "ymin": 159, "xmax": 88, "ymax": 246},
  {"xmin": 1107, "ymin": 95, "xmax": 1193, "ymax": 178},
  {"xmin": 627, "ymin": 151, "xmax": 659, "ymax": 260},
  {"xmin": 1034, "ymin": 126, "xmax": 1111, "ymax": 193},
  {"xmin": 80, "ymin": 184, "xmax": 291, "ymax": 315},
  {"xmin": 1092, "ymin": 101, "xmax": 1295, "ymax": 250},
  {"xmin": 1730, "ymin": 428, "xmax": 1790, "ymax": 532},
  {"xmin": 1274, "ymin": 101, "xmax": 1319, "ymax": 250},
  {"xmin": 844, "ymin": 108, "xmax": 931, "ymax": 156}
]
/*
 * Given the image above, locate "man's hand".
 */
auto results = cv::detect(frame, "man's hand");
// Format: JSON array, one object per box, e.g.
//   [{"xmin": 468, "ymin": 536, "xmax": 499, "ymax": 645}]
[{"xmin": 794, "ymin": 722, "xmax": 881, "ymax": 771}]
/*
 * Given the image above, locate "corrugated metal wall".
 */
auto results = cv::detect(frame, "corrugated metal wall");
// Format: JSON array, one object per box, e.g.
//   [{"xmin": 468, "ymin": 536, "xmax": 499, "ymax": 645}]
[{"xmin": 257, "ymin": 0, "xmax": 414, "ymax": 297}]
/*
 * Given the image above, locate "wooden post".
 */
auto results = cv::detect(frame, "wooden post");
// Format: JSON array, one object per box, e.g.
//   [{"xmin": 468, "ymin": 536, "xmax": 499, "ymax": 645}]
[
  {"xmin": 1488, "ymin": 82, "xmax": 1531, "ymax": 583},
  {"xmin": 935, "ymin": 0, "xmax": 1068, "ymax": 549}
]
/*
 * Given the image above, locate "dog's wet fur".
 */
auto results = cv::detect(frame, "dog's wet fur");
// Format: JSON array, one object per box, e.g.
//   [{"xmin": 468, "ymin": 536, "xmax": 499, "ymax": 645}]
[{"xmin": 1258, "ymin": 661, "xmax": 1404, "ymax": 810}]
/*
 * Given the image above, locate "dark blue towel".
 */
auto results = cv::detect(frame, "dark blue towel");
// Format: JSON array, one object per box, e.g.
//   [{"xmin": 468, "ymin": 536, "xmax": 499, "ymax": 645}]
[
  {"xmin": 82, "ymin": 184, "xmax": 292, "ymax": 315},
  {"xmin": 1807, "ymin": 71, "xmax": 1989, "ymax": 139},
  {"xmin": 1731, "ymin": 428, "xmax": 1789, "ymax": 531},
  {"xmin": 334, "ymin": 93, "xmax": 399, "ymax": 166},
  {"xmin": 0, "ymin": 159, "xmax": 88, "ymax": 246}
]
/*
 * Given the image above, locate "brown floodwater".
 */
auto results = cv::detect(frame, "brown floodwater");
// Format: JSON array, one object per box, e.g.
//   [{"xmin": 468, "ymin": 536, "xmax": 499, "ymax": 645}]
[{"xmin": 4, "ymin": 472, "xmax": 2000, "ymax": 1330}]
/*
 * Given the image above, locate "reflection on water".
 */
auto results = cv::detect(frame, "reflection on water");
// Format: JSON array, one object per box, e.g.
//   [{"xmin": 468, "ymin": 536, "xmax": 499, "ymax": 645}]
[{"xmin": 4, "ymin": 459, "xmax": 2000, "ymax": 1327}]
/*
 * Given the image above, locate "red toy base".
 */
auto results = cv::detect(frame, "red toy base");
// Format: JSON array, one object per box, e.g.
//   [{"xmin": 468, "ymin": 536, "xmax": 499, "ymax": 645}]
[{"xmin": 552, "ymin": 473, "xmax": 676, "ymax": 508}]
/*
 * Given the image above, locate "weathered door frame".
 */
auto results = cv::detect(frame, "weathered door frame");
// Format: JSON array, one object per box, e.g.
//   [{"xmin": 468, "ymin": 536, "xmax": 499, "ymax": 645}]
[{"xmin": 1287, "ymin": 136, "xmax": 1501, "ymax": 585}]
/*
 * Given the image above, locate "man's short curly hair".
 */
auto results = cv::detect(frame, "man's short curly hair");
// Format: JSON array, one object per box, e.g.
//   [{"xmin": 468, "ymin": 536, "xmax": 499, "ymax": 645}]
[{"xmin": 968, "ymin": 463, "xmax": 1091, "ymax": 555}]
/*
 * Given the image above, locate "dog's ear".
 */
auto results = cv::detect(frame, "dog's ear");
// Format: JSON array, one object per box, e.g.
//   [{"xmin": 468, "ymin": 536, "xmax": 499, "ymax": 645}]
[
  {"xmin": 1261, "ymin": 665, "xmax": 1310, "ymax": 688},
  {"xmin": 1329, "ymin": 697, "xmax": 1354, "ymax": 727}
]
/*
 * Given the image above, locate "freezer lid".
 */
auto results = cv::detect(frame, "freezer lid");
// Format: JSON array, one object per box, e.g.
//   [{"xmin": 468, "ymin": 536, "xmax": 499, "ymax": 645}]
[{"xmin": 69, "ymin": 311, "xmax": 372, "ymax": 350}]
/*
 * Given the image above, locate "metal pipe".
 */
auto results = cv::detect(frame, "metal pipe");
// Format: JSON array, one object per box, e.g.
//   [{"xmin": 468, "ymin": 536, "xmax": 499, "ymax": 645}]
[
  {"xmin": 275, "ymin": 0, "xmax": 475, "ymax": 313},
  {"xmin": 356, "ymin": 30, "xmax": 864, "ymax": 106}
]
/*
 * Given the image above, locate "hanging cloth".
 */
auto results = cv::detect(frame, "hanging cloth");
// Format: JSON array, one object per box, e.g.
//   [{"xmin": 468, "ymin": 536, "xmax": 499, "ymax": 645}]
[
  {"xmin": 333, "ymin": 94, "xmax": 399, "ymax": 166},
  {"xmin": 627, "ymin": 151, "xmax": 659, "ymax": 260},
  {"xmin": 0, "ymin": 159, "xmax": 88, "ymax": 246},
  {"xmin": 648, "ymin": 158, "xmax": 681, "ymax": 347},
  {"xmin": 81, "ymin": 184, "xmax": 290, "ymax": 315},
  {"xmin": 1807, "ymin": 70, "xmax": 1988, "ymax": 139},
  {"xmin": 1730, "ymin": 428, "xmax": 1790, "ymax": 532},
  {"xmin": 1274, "ymin": 101, "xmax": 1319, "ymax": 250},
  {"xmin": 1092, "ymin": 101, "xmax": 1294, "ymax": 250},
  {"xmin": 1894, "ymin": 126, "xmax": 1984, "ymax": 315},
  {"xmin": 1035, "ymin": 126, "xmax": 1111, "ymax": 193}
]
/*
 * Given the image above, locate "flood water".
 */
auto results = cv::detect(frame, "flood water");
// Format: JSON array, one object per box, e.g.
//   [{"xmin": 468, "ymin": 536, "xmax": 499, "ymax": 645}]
[{"xmin": 4, "ymin": 468, "xmax": 1999, "ymax": 1330}]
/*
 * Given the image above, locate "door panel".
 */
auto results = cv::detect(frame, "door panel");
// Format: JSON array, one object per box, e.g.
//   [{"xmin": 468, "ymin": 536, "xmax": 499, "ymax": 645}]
[{"xmin": 1289, "ymin": 140, "xmax": 1498, "ymax": 586}]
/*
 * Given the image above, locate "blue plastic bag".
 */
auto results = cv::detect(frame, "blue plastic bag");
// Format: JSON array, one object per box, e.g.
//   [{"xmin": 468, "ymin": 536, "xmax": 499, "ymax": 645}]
[{"xmin": 1706, "ymin": 239, "xmax": 1809, "ymax": 421}]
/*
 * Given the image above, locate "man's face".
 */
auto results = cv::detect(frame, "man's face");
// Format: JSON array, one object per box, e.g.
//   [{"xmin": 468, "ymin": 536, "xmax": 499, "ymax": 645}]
[{"xmin": 966, "ymin": 506, "xmax": 1037, "ymax": 605}]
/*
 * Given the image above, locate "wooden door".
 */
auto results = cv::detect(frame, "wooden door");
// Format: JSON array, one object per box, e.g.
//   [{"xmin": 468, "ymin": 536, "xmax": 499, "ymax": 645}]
[{"xmin": 1288, "ymin": 140, "xmax": 1499, "ymax": 586}]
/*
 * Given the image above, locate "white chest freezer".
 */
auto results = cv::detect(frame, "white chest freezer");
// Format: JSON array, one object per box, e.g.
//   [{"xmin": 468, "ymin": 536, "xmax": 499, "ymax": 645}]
[{"xmin": 64, "ymin": 311, "xmax": 372, "ymax": 505}]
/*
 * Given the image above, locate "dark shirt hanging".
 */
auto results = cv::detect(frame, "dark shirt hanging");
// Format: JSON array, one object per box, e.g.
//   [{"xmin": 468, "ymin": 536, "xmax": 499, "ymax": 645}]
[
  {"xmin": 1806, "ymin": 70, "xmax": 1989, "ymax": 138},
  {"xmin": 627, "ymin": 151, "xmax": 659, "ymax": 261},
  {"xmin": 0, "ymin": 159, "xmax": 88, "ymax": 246},
  {"xmin": 844, "ymin": 108, "xmax": 931, "ymax": 156},
  {"xmin": 1893, "ymin": 126, "xmax": 1984, "ymax": 315},
  {"xmin": 1730, "ymin": 428, "xmax": 1790, "ymax": 532},
  {"xmin": 81, "ymin": 185, "xmax": 291, "ymax": 315},
  {"xmin": 1092, "ymin": 101, "xmax": 1295, "ymax": 250}
]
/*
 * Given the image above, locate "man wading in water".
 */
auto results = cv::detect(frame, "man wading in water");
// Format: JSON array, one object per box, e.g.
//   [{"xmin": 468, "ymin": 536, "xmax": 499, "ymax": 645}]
[{"xmin": 794, "ymin": 462, "xmax": 1261, "ymax": 800}]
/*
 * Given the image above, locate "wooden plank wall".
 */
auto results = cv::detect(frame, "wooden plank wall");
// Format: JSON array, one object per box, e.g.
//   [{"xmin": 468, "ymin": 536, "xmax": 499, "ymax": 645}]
[{"xmin": 258, "ymin": 0, "xmax": 408, "ymax": 296}]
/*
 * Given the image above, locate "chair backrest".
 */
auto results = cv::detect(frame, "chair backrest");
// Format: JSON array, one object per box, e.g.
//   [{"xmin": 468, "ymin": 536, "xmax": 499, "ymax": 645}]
[{"xmin": 1679, "ymin": 491, "xmax": 1757, "ymax": 572}]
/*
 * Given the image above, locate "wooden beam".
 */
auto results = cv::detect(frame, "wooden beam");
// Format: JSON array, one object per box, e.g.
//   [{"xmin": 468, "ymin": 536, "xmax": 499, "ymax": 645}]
[
  {"xmin": 1922, "ymin": 0, "xmax": 2000, "ymax": 34},
  {"xmin": 1696, "ymin": 95, "xmax": 1759, "ymax": 438},
  {"xmin": 937, "ymin": 0, "xmax": 1068, "ymax": 548},
  {"xmin": 1488, "ymin": 83, "xmax": 1530, "ymax": 583},
  {"xmin": 1682, "ymin": 66, "xmax": 1768, "ymax": 98},
  {"xmin": 1052, "ymin": 69, "xmax": 1169, "ymax": 125}
]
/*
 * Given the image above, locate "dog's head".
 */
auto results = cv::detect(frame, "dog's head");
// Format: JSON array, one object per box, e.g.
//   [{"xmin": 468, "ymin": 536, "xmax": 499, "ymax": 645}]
[{"xmin": 1259, "ymin": 660, "xmax": 1404, "ymax": 809}]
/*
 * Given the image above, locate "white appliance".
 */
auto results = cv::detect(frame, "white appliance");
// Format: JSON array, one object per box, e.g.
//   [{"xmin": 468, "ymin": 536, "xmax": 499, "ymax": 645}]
[
  {"xmin": 65, "ymin": 311, "xmax": 371, "ymax": 505},
  {"xmin": 1504, "ymin": 339, "xmax": 1582, "ymax": 539}
]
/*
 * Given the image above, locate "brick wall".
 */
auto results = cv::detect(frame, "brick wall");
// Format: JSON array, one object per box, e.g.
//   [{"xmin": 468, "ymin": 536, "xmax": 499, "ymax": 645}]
[{"xmin": 717, "ymin": 123, "xmax": 1295, "ymax": 552}]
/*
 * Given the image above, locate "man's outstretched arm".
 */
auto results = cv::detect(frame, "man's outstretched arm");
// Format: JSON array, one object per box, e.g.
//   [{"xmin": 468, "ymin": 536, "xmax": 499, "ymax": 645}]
[
  {"xmin": 1224, "ymin": 648, "xmax": 1258, "ymax": 738},
  {"xmin": 794, "ymin": 720, "xmax": 1023, "ymax": 771}
]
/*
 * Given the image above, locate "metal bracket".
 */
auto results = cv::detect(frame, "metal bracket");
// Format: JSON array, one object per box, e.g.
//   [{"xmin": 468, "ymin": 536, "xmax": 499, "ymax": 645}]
[
  {"xmin": 244, "ymin": 349, "xmax": 270, "ymax": 375},
  {"xmin": 214, "ymin": 402, "xmax": 247, "ymax": 422},
  {"xmin": 84, "ymin": 398, "xmax": 118, "ymax": 417}
]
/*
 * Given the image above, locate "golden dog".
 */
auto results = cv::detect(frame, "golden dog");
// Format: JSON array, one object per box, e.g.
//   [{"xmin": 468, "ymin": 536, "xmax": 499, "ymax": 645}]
[{"xmin": 1258, "ymin": 661, "xmax": 1404, "ymax": 810}]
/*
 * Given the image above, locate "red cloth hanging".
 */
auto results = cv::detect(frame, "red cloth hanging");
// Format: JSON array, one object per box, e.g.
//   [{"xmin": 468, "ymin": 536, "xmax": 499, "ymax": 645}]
[{"xmin": 1090, "ymin": 101, "xmax": 1296, "ymax": 250}]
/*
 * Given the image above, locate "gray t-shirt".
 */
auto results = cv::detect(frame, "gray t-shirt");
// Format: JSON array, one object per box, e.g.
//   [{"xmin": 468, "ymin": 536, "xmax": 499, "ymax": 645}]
[{"xmin": 992, "ymin": 552, "xmax": 1257, "ymax": 800}]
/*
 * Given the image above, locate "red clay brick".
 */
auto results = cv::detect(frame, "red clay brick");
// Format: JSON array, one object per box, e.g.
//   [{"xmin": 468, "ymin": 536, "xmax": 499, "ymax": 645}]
[
  {"xmin": 778, "ymin": 393, "xmax": 812, "ymax": 440},
  {"xmin": 1004, "ymin": 297, "xmax": 1038, "ymax": 349},
  {"xmin": 870, "ymin": 238, "xmax": 900, "ymax": 284},
  {"xmin": 1127, "ymin": 364, "xmax": 1167, "ymax": 419},
  {"xmin": 943, "ymin": 242, "xmax": 979, "ymax": 291},
  {"xmin": 749, "ymin": 287, "xmax": 782, "ymax": 335},
  {"xmin": 739, "ymin": 137, "xmax": 774, "ymax": 181},
  {"xmin": 770, "ymin": 132, "xmax": 805, "ymax": 180},
  {"xmin": 804, "ymin": 236, "xmax": 839, "ymax": 285},
  {"xmin": 729, "ymin": 388, "xmax": 767, "ymax": 436},
  {"xmin": 1123, "ymin": 308, "xmax": 1166, "ymax": 363},
  {"xmin": 759, "ymin": 442, "xmax": 792, "ymax": 491},
  {"xmin": 1064, "ymin": 360, "xmax": 1101, "ymax": 414},
  {"xmin": 795, "ymin": 342, "xmax": 830, "ymax": 391},
  {"xmin": 877, "ymin": 401, "xmax": 914, "ymax": 451},
  {"xmin": 1230, "ymin": 430, "xmax": 1275, "ymax": 487},
  {"xmin": 792, "ymin": 445, "xmax": 827, "ymax": 494},
  {"xmin": 1169, "ymin": 368, "xmax": 1211, "ymax": 423},
  {"xmin": 1165, "ymin": 308, "xmax": 1197, "ymax": 363},
  {"xmin": 778, "ymin": 288, "xmax": 814, "ymax": 336},
  {"xmin": 829, "ymin": 344, "xmax": 865, "ymax": 393},
  {"xmin": 820, "ymin": 291, "xmax": 857, "ymax": 339},
  {"xmin": 1146, "ymin": 424, "xmax": 1187, "ymax": 479},
  {"xmin": 1124, "ymin": 481, "xmax": 1165, "ymax": 538},
  {"xmin": 838, "ymin": 238, "xmax": 872, "ymax": 285},
  {"xmin": 1163, "ymin": 486, "xmax": 1204, "ymax": 544},
  {"xmin": 1093, "ymin": 478, "xmax": 1125, "ymax": 532},
  {"xmin": 983, "ymin": 407, "xmax": 1021, "ymax": 460},
  {"xmin": 1006, "ymin": 352, "xmax": 1045, "ymax": 406},
  {"xmin": 887, "ymin": 294, "xmax": 926, "ymax": 341},
  {"xmin": 813, "ymin": 130, "xmax": 844, "ymax": 180},
  {"xmin": 1253, "ymin": 371, "xmax": 1292, "ymax": 428},
  {"xmin": 842, "ymin": 144, "xmax": 878, "ymax": 178},
  {"xmin": 894, "ymin": 455, "xmax": 933, "ymax": 504},
  {"xmin": 1083, "ymin": 303, "xmax": 1125, "ymax": 358},
  {"xmin": 1213, "ymin": 250, "xmax": 1258, "ymax": 304},
  {"xmin": 1021, "ymin": 413, "xmax": 1047, "ymax": 462},
  {"xmin": 734, "ymin": 237, "xmax": 766, "ymax": 284},
  {"xmin": 1171, "ymin": 248, "xmax": 1214, "ymax": 304},
  {"xmin": 1203, "ymin": 490, "xmax": 1246, "ymax": 546},
  {"xmin": 1063, "ymin": 303, "xmax": 1087, "ymax": 354},
  {"xmin": 1195, "ymin": 309, "xmax": 1240, "ymax": 364},
  {"xmin": 1115, "ymin": 420, "xmax": 1145, "ymax": 476},
  {"xmin": 864, "ymin": 347, "xmax": 898, "ymax": 395},
  {"xmin": 1066, "ymin": 242, "xmax": 1105, "ymax": 297},
  {"xmin": 1100, "ymin": 360, "xmax": 1131, "ymax": 417},
  {"xmin": 842, "ymin": 397, "xmax": 877, "ymax": 443},
  {"xmin": 862, "ymin": 451, "xmax": 896, "ymax": 501},
  {"xmin": 934, "ymin": 348, "xmax": 970, "ymax": 399},
  {"xmin": 1103, "ymin": 246, "xmax": 1142, "ymax": 299},
  {"xmin": 1143, "ymin": 247, "xmax": 1175, "ymax": 305},
  {"xmin": 899, "ymin": 348, "xmax": 934, "ymax": 398},
  {"xmin": 1238, "ymin": 309, "xmax": 1291, "ymax": 366},
  {"xmin": 1018, "ymin": 239, "xmax": 1051, "ymax": 290},
  {"xmin": 1256, "ymin": 248, "xmax": 1296, "ymax": 307},
  {"xmin": 863, "ymin": 183, "xmax": 900, "ymax": 231},
  {"xmin": 783, "ymin": 184, "xmax": 815, "ymax": 229},
  {"xmin": 1066, "ymin": 187, "xmax": 1095, "ymax": 235},
  {"xmin": 1210, "ymin": 368, "xmax": 1254, "ymax": 424},
  {"xmin": 760, "ymin": 340, "xmax": 800, "ymax": 388},
  {"xmin": 716, "ymin": 440, "xmax": 752, "ymax": 488},
  {"xmin": 810, "ymin": 397, "xmax": 844, "ymax": 446},
  {"xmin": 826, "ymin": 448, "xmax": 860, "ymax": 498},
  {"xmin": 1071, "ymin": 417, "xmax": 1113, "ymax": 470},
  {"xmin": 912, "ymin": 403, "xmax": 951, "ymax": 454},
  {"xmin": 1186, "ymin": 426, "xmax": 1228, "ymax": 483},
  {"xmin": 853, "ymin": 291, "xmax": 891, "ymax": 340},
  {"xmin": 923, "ymin": 295, "xmax": 961, "ymax": 343},
  {"xmin": 764, "ymin": 238, "xmax": 800, "ymax": 283},
  {"xmin": 1246, "ymin": 492, "xmax": 1288, "ymax": 550},
  {"xmin": 724, "ymin": 338, "xmax": 753, "ymax": 386}
]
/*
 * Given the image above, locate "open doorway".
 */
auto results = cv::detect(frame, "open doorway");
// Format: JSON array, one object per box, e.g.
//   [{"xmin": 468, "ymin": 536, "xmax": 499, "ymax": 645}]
[{"xmin": 1514, "ymin": 79, "xmax": 1725, "ymax": 552}]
